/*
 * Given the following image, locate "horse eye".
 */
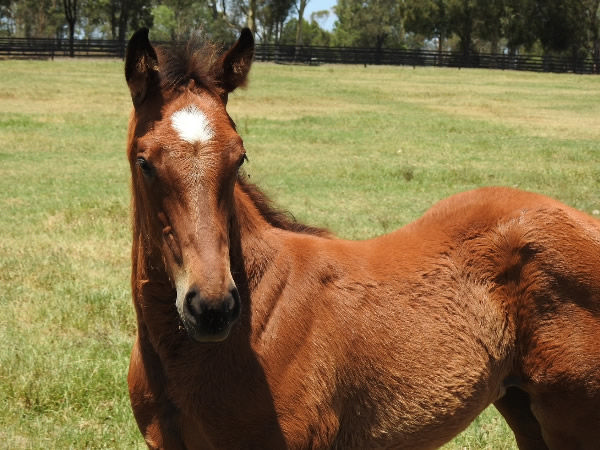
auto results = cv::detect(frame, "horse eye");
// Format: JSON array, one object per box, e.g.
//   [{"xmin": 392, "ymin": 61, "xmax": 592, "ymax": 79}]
[
  {"xmin": 137, "ymin": 157, "xmax": 152, "ymax": 176},
  {"xmin": 238, "ymin": 154, "xmax": 248, "ymax": 168}
]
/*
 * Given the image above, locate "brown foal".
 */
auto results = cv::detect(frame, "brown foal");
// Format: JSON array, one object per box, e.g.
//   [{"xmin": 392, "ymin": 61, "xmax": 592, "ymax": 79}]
[{"xmin": 124, "ymin": 28, "xmax": 600, "ymax": 449}]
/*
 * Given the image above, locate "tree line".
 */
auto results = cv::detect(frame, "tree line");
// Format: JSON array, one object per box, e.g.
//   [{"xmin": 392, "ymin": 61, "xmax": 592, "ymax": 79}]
[{"xmin": 1, "ymin": 0, "xmax": 599, "ymax": 63}]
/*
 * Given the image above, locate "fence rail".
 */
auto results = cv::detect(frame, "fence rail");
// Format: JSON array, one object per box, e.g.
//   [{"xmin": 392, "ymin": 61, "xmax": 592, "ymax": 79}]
[
  {"xmin": 0, "ymin": 37, "xmax": 127, "ymax": 59},
  {"xmin": 255, "ymin": 44, "xmax": 598, "ymax": 74},
  {"xmin": 1, "ymin": 37, "xmax": 598, "ymax": 74}
]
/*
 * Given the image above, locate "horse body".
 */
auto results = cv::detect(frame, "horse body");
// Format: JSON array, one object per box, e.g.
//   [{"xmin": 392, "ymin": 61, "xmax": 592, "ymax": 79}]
[{"xmin": 124, "ymin": 28, "xmax": 600, "ymax": 449}]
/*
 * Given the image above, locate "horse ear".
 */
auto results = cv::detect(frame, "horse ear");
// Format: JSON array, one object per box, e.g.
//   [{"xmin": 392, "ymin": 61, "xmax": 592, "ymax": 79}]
[
  {"xmin": 125, "ymin": 28, "xmax": 160, "ymax": 107},
  {"xmin": 217, "ymin": 28, "xmax": 255, "ymax": 97}
]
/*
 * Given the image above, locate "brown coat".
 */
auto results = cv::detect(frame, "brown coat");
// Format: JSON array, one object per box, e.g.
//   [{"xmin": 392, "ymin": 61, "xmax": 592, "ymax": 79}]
[{"xmin": 124, "ymin": 28, "xmax": 600, "ymax": 450}]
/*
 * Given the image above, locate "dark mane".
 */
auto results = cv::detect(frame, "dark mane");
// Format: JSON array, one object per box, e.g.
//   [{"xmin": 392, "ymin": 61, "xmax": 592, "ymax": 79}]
[
  {"xmin": 236, "ymin": 175, "xmax": 331, "ymax": 238},
  {"xmin": 156, "ymin": 35, "xmax": 222, "ymax": 93}
]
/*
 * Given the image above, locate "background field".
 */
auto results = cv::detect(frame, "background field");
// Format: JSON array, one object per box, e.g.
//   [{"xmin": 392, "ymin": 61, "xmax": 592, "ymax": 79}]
[{"xmin": 1, "ymin": 59, "xmax": 599, "ymax": 448}]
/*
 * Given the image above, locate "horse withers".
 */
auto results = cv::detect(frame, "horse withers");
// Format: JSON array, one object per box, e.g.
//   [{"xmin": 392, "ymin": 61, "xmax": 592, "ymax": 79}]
[{"xmin": 124, "ymin": 27, "xmax": 600, "ymax": 449}]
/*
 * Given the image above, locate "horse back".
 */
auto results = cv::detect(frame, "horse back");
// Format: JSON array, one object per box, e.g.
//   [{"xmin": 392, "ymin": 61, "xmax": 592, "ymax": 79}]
[
  {"xmin": 273, "ymin": 186, "xmax": 600, "ymax": 447},
  {"xmin": 417, "ymin": 187, "xmax": 600, "ymax": 447}
]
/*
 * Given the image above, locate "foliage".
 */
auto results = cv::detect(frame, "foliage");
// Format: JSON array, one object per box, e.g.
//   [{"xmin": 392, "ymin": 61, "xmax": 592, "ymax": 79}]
[
  {"xmin": 4, "ymin": 0, "xmax": 63, "ymax": 38},
  {"xmin": 401, "ymin": 0, "xmax": 600, "ymax": 59},
  {"xmin": 293, "ymin": 0, "xmax": 309, "ymax": 45},
  {"xmin": 473, "ymin": 0, "xmax": 505, "ymax": 54},
  {"xmin": 74, "ymin": 0, "xmax": 153, "ymax": 41},
  {"xmin": 502, "ymin": 0, "xmax": 538, "ymax": 53},
  {"xmin": 333, "ymin": 0, "xmax": 404, "ymax": 49},
  {"xmin": 260, "ymin": 0, "xmax": 296, "ymax": 43},
  {"xmin": 405, "ymin": 0, "xmax": 450, "ymax": 52},
  {"xmin": 534, "ymin": 0, "xmax": 589, "ymax": 54},
  {"xmin": 0, "ymin": 0, "xmax": 599, "ymax": 61},
  {"xmin": 280, "ymin": 17, "xmax": 331, "ymax": 45}
]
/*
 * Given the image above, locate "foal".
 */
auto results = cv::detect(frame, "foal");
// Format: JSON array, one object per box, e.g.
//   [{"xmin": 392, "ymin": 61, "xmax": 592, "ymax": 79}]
[{"xmin": 124, "ymin": 28, "xmax": 600, "ymax": 449}]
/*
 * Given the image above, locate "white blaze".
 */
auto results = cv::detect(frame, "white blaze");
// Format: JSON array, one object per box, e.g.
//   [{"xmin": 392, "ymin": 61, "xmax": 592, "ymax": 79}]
[
  {"xmin": 171, "ymin": 105, "xmax": 214, "ymax": 144},
  {"xmin": 174, "ymin": 268, "xmax": 190, "ymax": 321}
]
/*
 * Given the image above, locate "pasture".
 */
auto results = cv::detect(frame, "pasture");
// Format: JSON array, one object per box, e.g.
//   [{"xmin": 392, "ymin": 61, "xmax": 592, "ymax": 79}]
[{"xmin": 1, "ymin": 57, "xmax": 599, "ymax": 448}]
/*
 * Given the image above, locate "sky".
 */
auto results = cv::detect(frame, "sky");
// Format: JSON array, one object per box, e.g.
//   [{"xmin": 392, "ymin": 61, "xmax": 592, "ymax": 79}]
[{"xmin": 303, "ymin": 0, "xmax": 338, "ymax": 31}]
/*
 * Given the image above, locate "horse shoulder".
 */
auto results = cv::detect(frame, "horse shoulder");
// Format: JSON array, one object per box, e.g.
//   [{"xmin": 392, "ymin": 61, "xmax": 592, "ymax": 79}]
[{"xmin": 128, "ymin": 331, "xmax": 190, "ymax": 449}]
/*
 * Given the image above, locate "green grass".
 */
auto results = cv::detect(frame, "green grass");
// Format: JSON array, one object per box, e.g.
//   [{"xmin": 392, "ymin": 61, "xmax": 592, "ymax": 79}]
[{"xmin": 1, "ymin": 58, "xmax": 599, "ymax": 448}]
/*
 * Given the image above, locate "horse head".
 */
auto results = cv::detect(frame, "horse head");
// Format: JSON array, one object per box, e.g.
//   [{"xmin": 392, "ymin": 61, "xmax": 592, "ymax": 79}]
[{"xmin": 125, "ymin": 28, "xmax": 254, "ymax": 342}]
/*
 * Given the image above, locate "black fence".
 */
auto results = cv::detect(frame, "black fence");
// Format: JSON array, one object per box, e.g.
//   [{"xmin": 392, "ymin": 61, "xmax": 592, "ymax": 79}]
[
  {"xmin": 0, "ymin": 37, "xmax": 127, "ymax": 59},
  {"xmin": 1, "ymin": 37, "xmax": 598, "ymax": 74},
  {"xmin": 255, "ymin": 44, "xmax": 599, "ymax": 74}
]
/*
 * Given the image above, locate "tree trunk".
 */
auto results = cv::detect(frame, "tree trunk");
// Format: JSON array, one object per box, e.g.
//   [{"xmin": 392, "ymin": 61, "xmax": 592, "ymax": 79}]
[
  {"xmin": 68, "ymin": 21, "xmax": 75, "ymax": 57},
  {"xmin": 295, "ymin": 0, "xmax": 307, "ymax": 46},
  {"xmin": 375, "ymin": 34, "xmax": 386, "ymax": 65},
  {"xmin": 490, "ymin": 35, "xmax": 499, "ymax": 55},
  {"xmin": 62, "ymin": 0, "xmax": 77, "ymax": 57},
  {"xmin": 109, "ymin": 0, "xmax": 117, "ymax": 40},
  {"xmin": 247, "ymin": 0, "xmax": 257, "ymax": 32},
  {"xmin": 208, "ymin": 0, "xmax": 219, "ymax": 19},
  {"xmin": 117, "ymin": 0, "xmax": 128, "ymax": 57}
]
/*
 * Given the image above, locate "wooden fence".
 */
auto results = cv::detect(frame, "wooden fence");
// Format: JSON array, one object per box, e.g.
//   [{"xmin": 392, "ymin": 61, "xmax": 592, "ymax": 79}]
[
  {"xmin": 0, "ymin": 37, "xmax": 126, "ymax": 59},
  {"xmin": 1, "ymin": 37, "xmax": 598, "ymax": 74},
  {"xmin": 255, "ymin": 44, "xmax": 598, "ymax": 74}
]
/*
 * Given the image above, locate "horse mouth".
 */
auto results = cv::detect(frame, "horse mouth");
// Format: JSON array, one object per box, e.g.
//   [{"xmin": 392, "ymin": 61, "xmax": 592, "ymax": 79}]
[{"xmin": 181, "ymin": 310, "xmax": 238, "ymax": 343}]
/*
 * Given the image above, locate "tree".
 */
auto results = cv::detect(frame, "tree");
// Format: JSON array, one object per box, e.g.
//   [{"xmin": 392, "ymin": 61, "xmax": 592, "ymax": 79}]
[
  {"xmin": 151, "ymin": 3, "xmax": 177, "ymax": 40},
  {"xmin": 333, "ymin": 0, "xmax": 404, "ymax": 52},
  {"xmin": 583, "ymin": 0, "xmax": 600, "ymax": 70},
  {"xmin": 473, "ymin": 0, "xmax": 505, "ymax": 54},
  {"xmin": 8, "ymin": 0, "xmax": 62, "ymax": 37},
  {"xmin": 281, "ymin": 16, "xmax": 331, "ymax": 45},
  {"xmin": 534, "ymin": 0, "xmax": 588, "ymax": 59},
  {"xmin": 445, "ymin": 0, "xmax": 475, "ymax": 57},
  {"xmin": 63, "ymin": 0, "xmax": 77, "ymax": 56},
  {"xmin": 261, "ymin": 0, "xmax": 295, "ymax": 43},
  {"xmin": 220, "ymin": 0, "xmax": 257, "ymax": 32},
  {"xmin": 0, "ymin": 0, "xmax": 14, "ymax": 36},
  {"xmin": 294, "ymin": 0, "xmax": 309, "ymax": 45},
  {"xmin": 502, "ymin": 0, "xmax": 537, "ymax": 54},
  {"xmin": 149, "ymin": 0, "xmax": 236, "ymax": 43},
  {"xmin": 155, "ymin": 0, "xmax": 197, "ymax": 40},
  {"xmin": 405, "ymin": 0, "xmax": 449, "ymax": 55}
]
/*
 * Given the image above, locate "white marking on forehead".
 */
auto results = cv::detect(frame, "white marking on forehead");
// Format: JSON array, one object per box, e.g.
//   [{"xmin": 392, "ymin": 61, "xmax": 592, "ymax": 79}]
[{"xmin": 171, "ymin": 105, "xmax": 214, "ymax": 144}]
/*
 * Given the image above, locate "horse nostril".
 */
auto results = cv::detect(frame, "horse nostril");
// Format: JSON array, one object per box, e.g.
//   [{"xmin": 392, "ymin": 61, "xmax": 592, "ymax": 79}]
[
  {"xmin": 182, "ymin": 285, "xmax": 241, "ymax": 336},
  {"xmin": 184, "ymin": 289, "xmax": 203, "ymax": 322},
  {"xmin": 228, "ymin": 286, "xmax": 241, "ymax": 321}
]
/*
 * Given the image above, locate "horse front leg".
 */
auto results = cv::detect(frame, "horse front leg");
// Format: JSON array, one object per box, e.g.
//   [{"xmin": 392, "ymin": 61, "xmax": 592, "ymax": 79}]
[{"xmin": 128, "ymin": 333, "xmax": 186, "ymax": 449}]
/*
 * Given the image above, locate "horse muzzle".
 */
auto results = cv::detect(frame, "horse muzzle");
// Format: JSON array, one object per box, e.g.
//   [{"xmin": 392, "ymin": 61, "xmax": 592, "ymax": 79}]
[{"xmin": 179, "ymin": 284, "xmax": 241, "ymax": 342}]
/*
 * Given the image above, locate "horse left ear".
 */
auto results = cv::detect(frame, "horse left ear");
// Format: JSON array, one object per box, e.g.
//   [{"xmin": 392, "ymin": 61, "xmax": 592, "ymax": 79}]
[
  {"xmin": 217, "ymin": 28, "xmax": 255, "ymax": 98},
  {"xmin": 125, "ymin": 28, "xmax": 160, "ymax": 108}
]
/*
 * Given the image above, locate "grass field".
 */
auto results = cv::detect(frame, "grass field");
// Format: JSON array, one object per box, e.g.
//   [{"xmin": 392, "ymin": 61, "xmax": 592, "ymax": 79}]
[{"xmin": 1, "ymin": 58, "xmax": 599, "ymax": 448}]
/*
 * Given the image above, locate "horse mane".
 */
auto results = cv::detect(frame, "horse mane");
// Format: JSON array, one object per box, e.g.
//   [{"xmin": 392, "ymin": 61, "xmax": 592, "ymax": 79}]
[
  {"xmin": 156, "ymin": 35, "xmax": 222, "ymax": 93},
  {"xmin": 236, "ymin": 174, "xmax": 331, "ymax": 238}
]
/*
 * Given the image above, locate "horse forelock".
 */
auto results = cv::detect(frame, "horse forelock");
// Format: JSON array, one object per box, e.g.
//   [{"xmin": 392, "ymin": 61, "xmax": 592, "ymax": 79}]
[{"xmin": 156, "ymin": 36, "xmax": 223, "ymax": 95}]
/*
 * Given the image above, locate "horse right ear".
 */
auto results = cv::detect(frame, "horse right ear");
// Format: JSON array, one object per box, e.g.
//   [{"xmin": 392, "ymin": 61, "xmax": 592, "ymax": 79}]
[
  {"xmin": 216, "ymin": 28, "xmax": 254, "ymax": 98},
  {"xmin": 125, "ymin": 28, "xmax": 160, "ymax": 108}
]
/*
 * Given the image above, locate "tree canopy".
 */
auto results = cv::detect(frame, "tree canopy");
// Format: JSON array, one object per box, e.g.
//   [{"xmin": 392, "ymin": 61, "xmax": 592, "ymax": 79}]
[{"xmin": 0, "ymin": 0, "xmax": 598, "ymax": 64}]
